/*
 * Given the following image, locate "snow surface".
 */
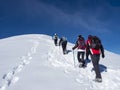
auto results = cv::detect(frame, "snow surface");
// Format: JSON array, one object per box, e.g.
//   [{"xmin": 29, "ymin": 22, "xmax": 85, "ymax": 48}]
[{"xmin": 0, "ymin": 34, "xmax": 120, "ymax": 90}]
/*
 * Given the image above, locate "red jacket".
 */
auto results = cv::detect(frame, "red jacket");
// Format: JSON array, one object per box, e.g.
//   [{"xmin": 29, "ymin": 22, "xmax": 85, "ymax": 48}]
[
  {"xmin": 90, "ymin": 48, "xmax": 101, "ymax": 54},
  {"xmin": 86, "ymin": 36, "xmax": 105, "ymax": 58},
  {"xmin": 86, "ymin": 39, "xmax": 91, "ymax": 52}
]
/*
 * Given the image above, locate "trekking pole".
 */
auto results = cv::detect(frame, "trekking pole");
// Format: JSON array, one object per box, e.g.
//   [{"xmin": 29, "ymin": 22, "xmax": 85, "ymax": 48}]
[{"xmin": 72, "ymin": 50, "xmax": 76, "ymax": 67}]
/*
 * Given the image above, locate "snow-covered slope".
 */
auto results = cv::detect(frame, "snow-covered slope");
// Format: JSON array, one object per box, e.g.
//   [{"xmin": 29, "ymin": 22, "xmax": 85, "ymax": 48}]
[{"xmin": 0, "ymin": 34, "xmax": 120, "ymax": 90}]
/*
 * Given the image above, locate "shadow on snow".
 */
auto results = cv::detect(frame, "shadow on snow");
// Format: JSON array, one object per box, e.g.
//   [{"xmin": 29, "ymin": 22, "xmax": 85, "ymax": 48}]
[{"xmin": 91, "ymin": 64, "xmax": 107, "ymax": 73}]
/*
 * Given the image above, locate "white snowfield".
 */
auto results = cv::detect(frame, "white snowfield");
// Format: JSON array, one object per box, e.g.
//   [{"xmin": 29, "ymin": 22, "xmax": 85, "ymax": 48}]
[{"xmin": 0, "ymin": 34, "xmax": 120, "ymax": 90}]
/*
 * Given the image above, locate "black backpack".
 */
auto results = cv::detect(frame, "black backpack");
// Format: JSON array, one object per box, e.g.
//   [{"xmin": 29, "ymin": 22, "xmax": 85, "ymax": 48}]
[
  {"xmin": 90, "ymin": 36, "xmax": 101, "ymax": 50},
  {"xmin": 54, "ymin": 35, "xmax": 58, "ymax": 39}
]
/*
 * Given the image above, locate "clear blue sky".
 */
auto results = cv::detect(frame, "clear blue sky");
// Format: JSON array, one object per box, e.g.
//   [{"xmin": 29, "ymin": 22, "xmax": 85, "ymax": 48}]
[{"xmin": 0, "ymin": 0, "xmax": 120, "ymax": 54}]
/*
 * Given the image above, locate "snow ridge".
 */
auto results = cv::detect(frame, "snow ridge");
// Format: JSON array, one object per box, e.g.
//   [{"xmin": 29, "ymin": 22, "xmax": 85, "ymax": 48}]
[{"xmin": 0, "ymin": 34, "xmax": 120, "ymax": 90}]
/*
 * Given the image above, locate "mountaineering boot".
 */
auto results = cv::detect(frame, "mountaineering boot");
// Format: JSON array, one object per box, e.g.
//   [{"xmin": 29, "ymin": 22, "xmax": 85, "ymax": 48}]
[
  {"xmin": 79, "ymin": 62, "xmax": 85, "ymax": 68},
  {"xmin": 93, "ymin": 78, "xmax": 102, "ymax": 83}
]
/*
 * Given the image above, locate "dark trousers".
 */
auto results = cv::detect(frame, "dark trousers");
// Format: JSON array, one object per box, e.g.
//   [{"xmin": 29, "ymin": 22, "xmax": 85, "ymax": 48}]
[
  {"xmin": 54, "ymin": 39, "xmax": 58, "ymax": 46},
  {"xmin": 62, "ymin": 41, "xmax": 67, "ymax": 54},
  {"xmin": 86, "ymin": 50, "xmax": 91, "ymax": 60},
  {"xmin": 77, "ymin": 52, "xmax": 85, "ymax": 64},
  {"xmin": 91, "ymin": 54, "xmax": 101, "ymax": 78}
]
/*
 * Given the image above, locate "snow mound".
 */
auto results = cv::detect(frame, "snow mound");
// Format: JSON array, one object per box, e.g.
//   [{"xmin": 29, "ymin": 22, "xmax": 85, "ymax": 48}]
[{"xmin": 0, "ymin": 34, "xmax": 120, "ymax": 90}]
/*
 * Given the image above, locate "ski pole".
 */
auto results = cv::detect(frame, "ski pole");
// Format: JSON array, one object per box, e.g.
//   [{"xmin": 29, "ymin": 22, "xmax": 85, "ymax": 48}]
[{"xmin": 72, "ymin": 50, "xmax": 76, "ymax": 67}]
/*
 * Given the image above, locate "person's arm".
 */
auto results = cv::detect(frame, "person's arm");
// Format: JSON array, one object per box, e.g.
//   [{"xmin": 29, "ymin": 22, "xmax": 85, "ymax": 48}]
[
  {"xmin": 59, "ymin": 39, "xmax": 62, "ymax": 46},
  {"xmin": 72, "ymin": 41, "xmax": 78, "ymax": 50},
  {"xmin": 100, "ymin": 44, "xmax": 105, "ymax": 58},
  {"xmin": 86, "ymin": 40, "xmax": 90, "ymax": 52}
]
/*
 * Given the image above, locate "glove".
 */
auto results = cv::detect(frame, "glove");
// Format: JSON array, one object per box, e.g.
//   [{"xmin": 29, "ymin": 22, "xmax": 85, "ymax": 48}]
[{"xmin": 102, "ymin": 54, "xmax": 105, "ymax": 58}]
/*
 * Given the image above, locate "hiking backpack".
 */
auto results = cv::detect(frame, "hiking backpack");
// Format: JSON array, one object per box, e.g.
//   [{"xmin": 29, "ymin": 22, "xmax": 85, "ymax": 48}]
[
  {"xmin": 77, "ymin": 37, "xmax": 86, "ymax": 49},
  {"xmin": 90, "ymin": 36, "xmax": 101, "ymax": 50},
  {"xmin": 62, "ymin": 37, "xmax": 67, "ymax": 41},
  {"xmin": 54, "ymin": 35, "xmax": 58, "ymax": 39}
]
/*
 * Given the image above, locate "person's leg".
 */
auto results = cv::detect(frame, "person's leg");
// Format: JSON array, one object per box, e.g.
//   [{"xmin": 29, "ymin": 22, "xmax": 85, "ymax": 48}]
[
  {"xmin": 86, "ymin": 50, "xmax": 91, "ymax": 60},
  {"xmin": 91, "ymin": 54, "xmax": 101, "ymax": 79},
  {"xmin": 77, "ymin": 52, "xmax": 81, "ymax": 63},
  {"xmin": 78, "ymin": 52, "xmax": 85, "ymax": 67},
  {"xmin": 81, "ymin": 52, "xmax": 85, "ymax": 66},
  {"xmin": 55, "ymin": 39, "xmax": 57, "ymax": 46},
  {"xmin": 64, "ymin": 41, "xmax": 67, "ymax": 54},
  {"xmin": 86, "ymin": 52, "xmax": 89, "ymax": 60},
  {"xmin": 62, "ymin": 42, "xmax": 66, "ymax": 54}
]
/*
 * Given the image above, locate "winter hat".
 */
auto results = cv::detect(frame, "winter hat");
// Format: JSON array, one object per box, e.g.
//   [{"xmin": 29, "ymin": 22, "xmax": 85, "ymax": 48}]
[
  {"xmin": 78, "ymin": 35, "xmax": 82, "ymax": 38},
  {"xmin": 88, "ymin": 35, "xmax": 92, "ymax": 39}
]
